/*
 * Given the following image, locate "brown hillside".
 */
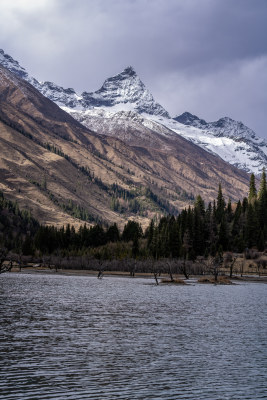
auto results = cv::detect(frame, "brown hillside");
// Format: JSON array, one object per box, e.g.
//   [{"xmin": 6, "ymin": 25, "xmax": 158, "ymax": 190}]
[{"xmin": 0, "ymin": 65, "xmax": 250, "ymax": 228}]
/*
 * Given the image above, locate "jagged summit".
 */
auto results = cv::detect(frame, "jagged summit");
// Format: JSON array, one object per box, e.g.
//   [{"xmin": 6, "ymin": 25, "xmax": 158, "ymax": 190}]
[
  {"xmin": 114, "ymin": 66, "xmax": 137, "ymax": 77},
  {"xmin": 174, "ymin": 112, "xmax": 207, "ymax": 128},
  {"xmin": 174, "ymin": 112, "xmax": 265, "ymax": 143},
  {"xmin": 80, "ymin": 66, "xmax": 170, "ymax": 116},
  {"xmin": 172, "ymin": 112, "xmax": 267, "ymax": 174}
]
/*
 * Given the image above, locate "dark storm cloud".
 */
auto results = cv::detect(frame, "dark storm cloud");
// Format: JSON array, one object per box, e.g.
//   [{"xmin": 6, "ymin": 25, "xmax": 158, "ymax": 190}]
[{"xmin": 0, "ymin": 0, "xmax": 266, "ymax": 139}]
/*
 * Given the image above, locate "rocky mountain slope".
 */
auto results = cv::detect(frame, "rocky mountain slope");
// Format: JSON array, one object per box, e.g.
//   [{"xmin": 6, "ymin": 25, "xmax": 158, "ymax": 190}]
[
  {"xmin": 0, "ymin": 63, "xmax": 250, "ymax": 227},
  {"xmin": 1, "ymin": 49, "xmax": 266, "ymax": 175},
  {"xmin": 173, "ymin": 112, "xmax": 267, "ymax": 175},
  {"xmin": 65, "ymin": 105, "xmax": 267, "ymax": 176}
]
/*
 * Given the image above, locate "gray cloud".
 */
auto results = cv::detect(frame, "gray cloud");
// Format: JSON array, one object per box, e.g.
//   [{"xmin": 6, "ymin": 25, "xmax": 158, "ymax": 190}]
[{"xmin": 0, "ymin": 0, "xmax": 266, "ymax": 138}]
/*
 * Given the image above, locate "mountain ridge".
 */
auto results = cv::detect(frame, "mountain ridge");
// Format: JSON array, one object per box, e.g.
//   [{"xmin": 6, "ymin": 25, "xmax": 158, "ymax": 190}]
[
  {"xmin": 173, "ymin": 112, "xmax": 267, "ymax": 174},
  {"xmin": 0, "ymin": 50, "xmax": 168, "ymax": 116},
  {"xmin": 0, "ymin": 62, "xmax": 251, "ymax": 227},
  {"xmin": 1, "ymin": 48, "xmax": 266, "ymax": 175}
]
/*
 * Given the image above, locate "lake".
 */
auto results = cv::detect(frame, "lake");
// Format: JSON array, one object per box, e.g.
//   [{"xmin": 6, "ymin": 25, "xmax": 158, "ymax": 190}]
[{"xmin": 0, "ymin": 272, "xmax": 266, "ymax": 399}]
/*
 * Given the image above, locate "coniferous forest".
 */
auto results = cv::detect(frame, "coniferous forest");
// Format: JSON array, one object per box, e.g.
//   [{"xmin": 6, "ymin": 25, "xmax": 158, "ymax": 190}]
[{"xmin": 1, "ymin": 169, "xmax": 266, "ymax": 275}]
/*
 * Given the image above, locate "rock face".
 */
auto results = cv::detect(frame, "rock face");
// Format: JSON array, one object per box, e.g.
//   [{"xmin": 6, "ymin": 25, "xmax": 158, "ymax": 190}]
[
  {"xmin": 80, "ymin": 66, "xmax": 170, "ymax": 117},
  {"xmin": 174, "ymin": 112, "xmax": 208, "ymax": 128}
]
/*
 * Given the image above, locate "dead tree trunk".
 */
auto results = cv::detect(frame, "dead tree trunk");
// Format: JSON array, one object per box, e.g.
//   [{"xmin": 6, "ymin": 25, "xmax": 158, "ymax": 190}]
[
  {"xmin": 19, "ymin": 254, "xmax": 22, "ymax": 272},
  {"xmin": 229, "ymin": 257, "xmax": 237, "ymax": 278},
  {"xmin": 0, "ymin": 249, "xmax": 11, "ymax": 274},
  {"xmin": 130, "ymin": 260, "xmax": 136, "ymax": 277},
  {"xmin": 152, "ymin": 260, "xmax": 160, "ymax": 285},
  {"xmin": 97, "ymin": 261, "xmax": 105, "ymax": 279},
  {"xmin": 167, "ymin": 262, "xmax": 174, "ymax": 282},
  {"xmin": 181, "ymin": 257, "xmax": 190, "ymax": 279}
]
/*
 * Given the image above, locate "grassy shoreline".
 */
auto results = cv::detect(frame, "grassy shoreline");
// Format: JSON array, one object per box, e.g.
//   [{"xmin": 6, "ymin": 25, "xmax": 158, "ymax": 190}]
[{"xmin": 8, "ymin": 266, "xmax": 267, "ymax": 283}]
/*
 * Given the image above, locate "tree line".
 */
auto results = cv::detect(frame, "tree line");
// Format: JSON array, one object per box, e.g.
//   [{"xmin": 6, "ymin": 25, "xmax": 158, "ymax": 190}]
[{"xmin": 0, "ymin": 169, "xmax": 266, "ymax": 262}]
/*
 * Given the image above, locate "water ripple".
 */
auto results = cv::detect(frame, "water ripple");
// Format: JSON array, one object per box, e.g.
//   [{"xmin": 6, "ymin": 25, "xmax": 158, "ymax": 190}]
[{"xmin": 0, "ymin": 273, "xmax": 266, "ymax": 399}]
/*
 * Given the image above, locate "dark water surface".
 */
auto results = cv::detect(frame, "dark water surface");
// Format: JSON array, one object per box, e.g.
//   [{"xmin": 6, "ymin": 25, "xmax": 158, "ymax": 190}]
[{"xmin": 0, "ymin": 273, "xmax": 266, "ymax": 399}]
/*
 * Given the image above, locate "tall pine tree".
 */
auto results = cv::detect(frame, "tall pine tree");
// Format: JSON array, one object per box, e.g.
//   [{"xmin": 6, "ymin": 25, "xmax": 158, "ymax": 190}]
[
  {"xmin": 216, "ymin": 183, "xmax": 226, "ymax": 224},
  {"xmin": 248, "ymin": 173, "xmax": 257, "ymax": 203},
  {"xmin": 257, "ymin": 168, "xmax": 267, "ymax": 244}
]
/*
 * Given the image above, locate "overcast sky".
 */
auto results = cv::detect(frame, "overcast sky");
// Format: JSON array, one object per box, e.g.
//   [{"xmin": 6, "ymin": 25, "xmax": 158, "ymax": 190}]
[{"xmin": 0, "ymin": 0, "xmax": 267, "ymax": 139}]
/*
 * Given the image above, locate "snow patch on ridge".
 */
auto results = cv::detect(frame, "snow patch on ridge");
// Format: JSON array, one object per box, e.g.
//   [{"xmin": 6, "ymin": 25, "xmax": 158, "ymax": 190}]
[{"xmin": 150, "ymin": 115, "xmax": 267, "ymax": 175}]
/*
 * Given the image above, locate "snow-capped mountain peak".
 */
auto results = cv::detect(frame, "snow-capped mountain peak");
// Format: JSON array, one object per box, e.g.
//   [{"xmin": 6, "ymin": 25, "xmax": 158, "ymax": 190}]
[
  {"xmin": 174, "ymin": 112, "xmax": 207, "ymax": 128},
  {"xmin": 172, "ymin": 112, "xmax": 267, "ymax": 175},
  {"xmin": 0, "ymin": 49, "xmax": 169, "ymax": 117},
  {"xmin": 0, "ymin": 49, "xmax": 28, "ymax": 80},
  {"xmin": 80, "ymin": 66, "xmax": 169, "ymax": 117},
  {"xmin": 175, "ymin": 112, "xmax": 265, "ymax": 145}
]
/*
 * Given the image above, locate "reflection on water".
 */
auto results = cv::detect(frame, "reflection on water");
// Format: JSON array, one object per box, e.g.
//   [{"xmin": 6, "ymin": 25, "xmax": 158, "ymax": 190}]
[{"xmin": 0, "ymin": 273, "xmax": 266, "ymax": 399}]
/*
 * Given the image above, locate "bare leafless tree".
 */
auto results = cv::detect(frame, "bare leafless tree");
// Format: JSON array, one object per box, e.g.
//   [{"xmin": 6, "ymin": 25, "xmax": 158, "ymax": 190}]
[
  {"xmin": 197, "ymin": 254, "xmax": 223, "ymax": 282},
  {"xmin": 224, "ymin": 252, "xmax": 237, "ymax": 278},
  {"xmin": 0, "ymin": 248, "xmax": 11, "ymax": 274}
]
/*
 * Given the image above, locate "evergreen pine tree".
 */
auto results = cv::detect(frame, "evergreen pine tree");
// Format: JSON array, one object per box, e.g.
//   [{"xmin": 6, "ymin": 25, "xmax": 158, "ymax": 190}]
[
  {"xmin": 106, "ymin": 223, "xmax": 120, "ymax": 242},
  {"xmin": 150, "ymin": 227, "xmax": 160, "ymax": 260},
  {"xmin": 226, "ymin": 198, "xmax": 233, "ymax": 222},
  {"xmin": 194, "ymin": 195, "xmax": 205, "ymax": 216},
  {"xmin": 218, "ymin": 215, "xmax": 229, "ymax": 251},
  {"xmin": 257, "ymin": 168, "xmax": 267, "ymax": 242},
  {"xmin": 245, "ymin": 203, "xmax": 259, "ymax": 248},
  {"xmin": 132, "ymin": 235, "xmax": 139, "ymax": 259},
  {"xmin": 242, "ymin": 197, "xmax": 248, "ymax": 213},
  {"xmin": 248, "ymin": 173, "xmax": 257, "ymax": 203},
  {"xmin": 193, "ymin": 205, "xmax": 205, "ymax": 255},
  {"xmin": 146, "ymin": 219, "xmax": 155, "ymax": 248},
  {"xmin": 257, "ymin": 230, "xmax": 265, "ymax": 251},
  {"xmin": 169, "ymin": 218, "xmax": 181, "ymax": 258},
  {"xmin": 258, "ymin": 168, "xmax": 267, "ymax": 201},
  {"xmin": 216, "ymin": 183, "xmax": 226, "ymax": 223}
]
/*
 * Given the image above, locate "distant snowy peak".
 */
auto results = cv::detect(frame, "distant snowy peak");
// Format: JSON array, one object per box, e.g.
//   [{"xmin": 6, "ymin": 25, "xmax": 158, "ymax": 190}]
[
  {"xmin": 175, "ymin": 112, "xmax": 265, "ymax": 145},
  {"xmin": 172, "ymin": 112, "xmax": 267, "ymax": 175},
  {"xmin": 207, "ymin": 117, "xmax": 263, "ymax": 144},
  {"xmin": 81, "ymin": 66, "xmax": 170, "ymax": 117},
  {"xmin": 174, "ymin": 112, "xmax": 208, "ymax": 128}
]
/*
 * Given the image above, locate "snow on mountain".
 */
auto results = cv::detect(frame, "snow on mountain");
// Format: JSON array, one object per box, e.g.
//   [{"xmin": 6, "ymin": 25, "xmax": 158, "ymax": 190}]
[
  {"xmin": 1, "ymin": 48, "xmax": 266, "ymax": 175},
  {"xmin": 0, "ymin": 50, "xmax": 168, "ymax": 116},
  {"xmin": 172, "ymin": 112, "xmax": 267, "ymax": 175},
  {"xmin": 80, "ymin": 66, "xmax": 169, "ymax": 117},
  {"xmin": 0, "ymin": 49, "xmax": 85, "ymax": 109},
  {"xmin": 62, "ymin": 107, "xmax": 176, "ymax": 151},
  {"xmin": 175, "ymin": 112, "xmax": 264, "ymax": 144},
  {"xmin": 174, "ymin": 111, "xmax": 208, "ymax": 128},
  {"xmin": 0, "ymin": 49, "xmax": 29, "ymax": 81}
]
